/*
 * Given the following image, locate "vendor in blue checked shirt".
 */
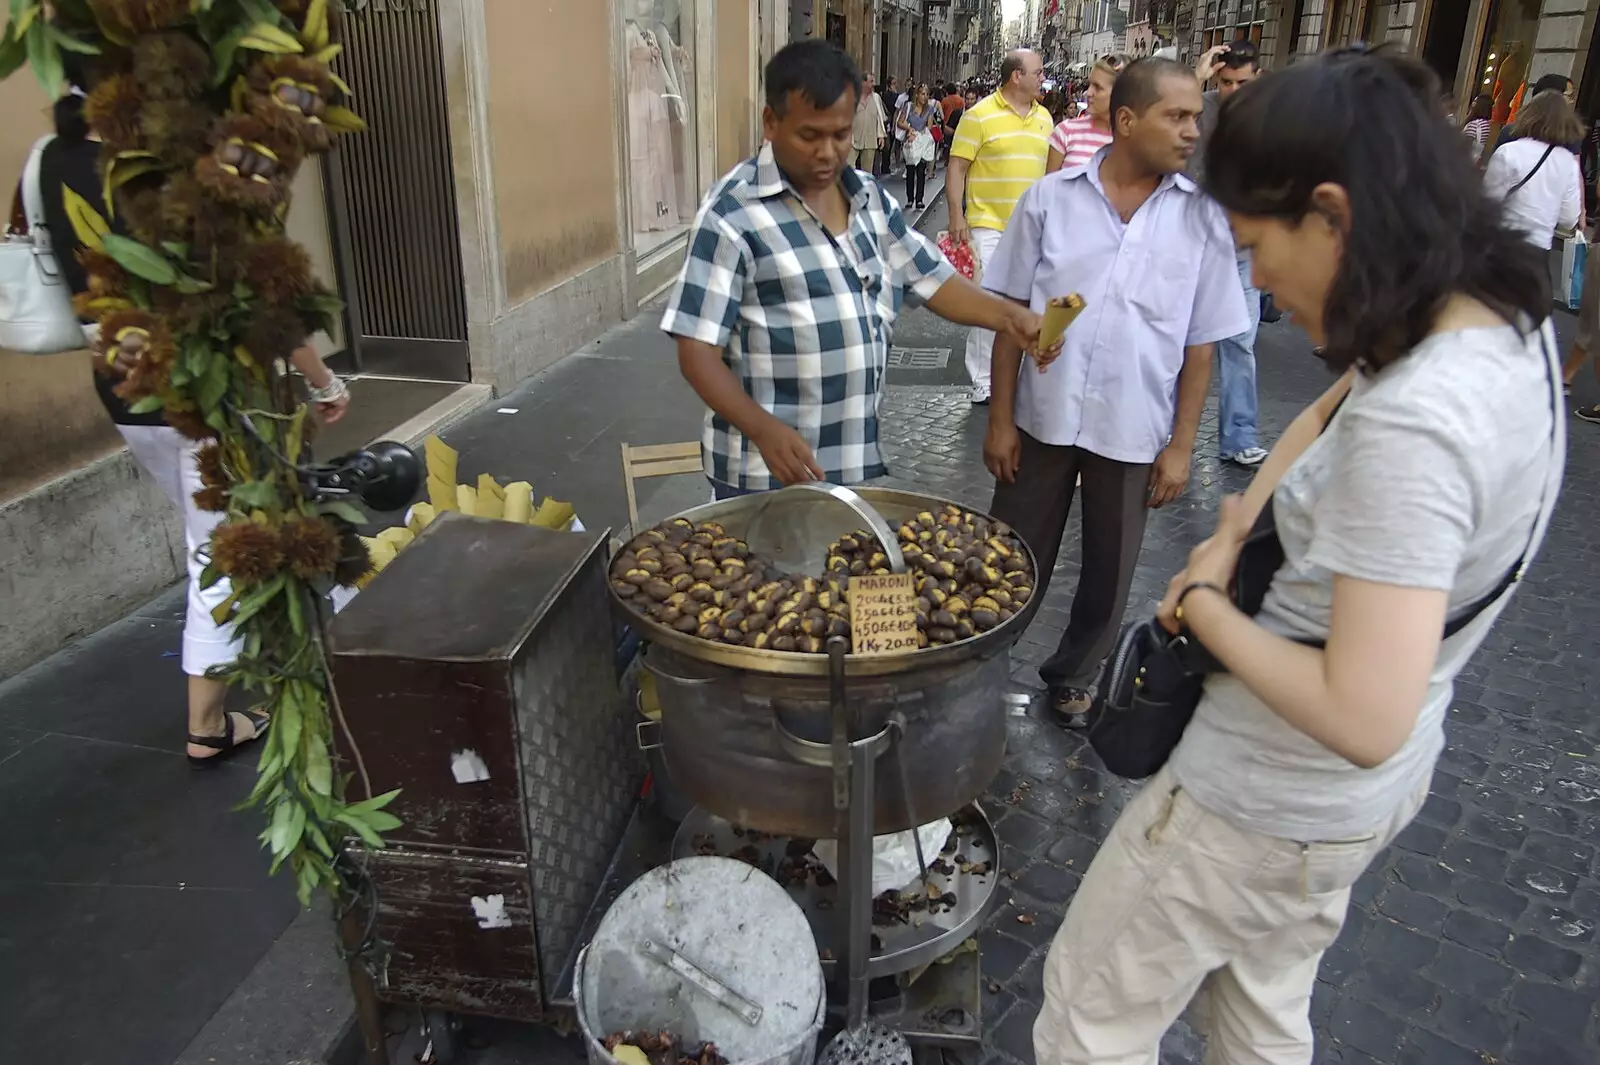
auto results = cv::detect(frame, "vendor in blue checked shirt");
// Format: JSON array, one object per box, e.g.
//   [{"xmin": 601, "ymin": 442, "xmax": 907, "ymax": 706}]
[{"xmin": 661, "ymin": 40, "xmax": 1054, "ymax": 497}]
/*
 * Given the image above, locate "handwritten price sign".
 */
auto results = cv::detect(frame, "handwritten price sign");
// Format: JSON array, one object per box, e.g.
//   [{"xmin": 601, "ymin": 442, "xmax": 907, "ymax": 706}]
[{"xmin": 848, "ymin": 573, "xmax": 919, "ymax": 655}]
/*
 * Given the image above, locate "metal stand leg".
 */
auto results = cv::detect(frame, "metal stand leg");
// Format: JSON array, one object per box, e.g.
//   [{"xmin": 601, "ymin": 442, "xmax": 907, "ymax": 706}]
[
  {"xmin": 827, "ymin": 635, "xmax": 875, "ymax": 1031},
  {"xmin": 841, "ymin": 724, "xmax": 876, "ymax": 1030},
  {"xmin": 340, "ymin": 903, "xmax": 390, "ymax": 1065}
]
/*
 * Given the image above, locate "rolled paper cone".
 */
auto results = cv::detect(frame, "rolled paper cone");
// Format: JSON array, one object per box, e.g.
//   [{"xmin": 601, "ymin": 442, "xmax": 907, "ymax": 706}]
[
  {"xmin": 407, "ymin": 501, "xmax": 436, "ymax": 534},
  {"xmin": 1038, "ymin": 292, "xmax": 1086, "ymax": 352},
  {"xmin": 361, "ymin": 536, "xmax": 396, "ymax": 586},
  {"xmin": 423, "ymin": 435, "xmax": 457, "ymax": 487},
  {"xmin": 503, "ymin": 481, "xmax": 534, "ymax": 523},
  {"xmin": 426, "ymin": 474, "xmax": 457, "ymax": 512},
  {"xmin": 476, "ymin": 473, "xmax": 506, "ymax": 520},
  {"xmin": 456, "ymin": 484, "xmax": 478, "ymax": 517},
  {"xmin": 376, "ymin": 526, "xmax": 415, "ymax": 551},
  {"xmin": 530, "ymin": 497, "xmax": 576, "ymax": 530}
]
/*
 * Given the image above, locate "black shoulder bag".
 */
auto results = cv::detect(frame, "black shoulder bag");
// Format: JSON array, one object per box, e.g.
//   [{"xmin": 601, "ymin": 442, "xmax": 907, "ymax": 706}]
[{"xmin": 1088, "ymin": 341, "xmax": 1558, "ymax": 780}]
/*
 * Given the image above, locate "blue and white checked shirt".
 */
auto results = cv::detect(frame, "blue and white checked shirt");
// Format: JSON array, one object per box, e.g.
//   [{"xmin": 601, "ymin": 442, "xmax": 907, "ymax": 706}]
[{"xmin": 661, "ymin": 142, "xmax": 956, "ymax": 491}]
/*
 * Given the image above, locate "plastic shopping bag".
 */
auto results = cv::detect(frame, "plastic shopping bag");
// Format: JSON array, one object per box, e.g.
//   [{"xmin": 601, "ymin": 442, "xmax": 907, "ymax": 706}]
[
  {"xmin": 813, "ymin": 818, "xmax": 953, "ymax": 896},
  {"xmin": 937, "ymin": 231, "xmax": 976, "ymax": 280},
  {"xmin": 1564, "ymin": 233, "xmax": 1588, "ymax": 310}
]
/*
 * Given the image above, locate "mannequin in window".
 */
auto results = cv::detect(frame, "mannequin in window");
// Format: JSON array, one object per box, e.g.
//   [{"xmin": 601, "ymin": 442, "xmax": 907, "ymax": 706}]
[
  {"xmin": 642, "ymin": 0, "xmax": 698, "ymax": 219},
  {"xmin": 625, "ymin": 1, "xmax": 682, "ymax": 233}
]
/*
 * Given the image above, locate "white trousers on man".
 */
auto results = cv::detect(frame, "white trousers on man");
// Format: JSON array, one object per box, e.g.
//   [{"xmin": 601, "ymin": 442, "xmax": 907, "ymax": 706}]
[
  {"xmin": 962, "ymin": 226, "xmax": 1005, "ymax": 397},
  {"xmin": 117, "ymin": 425, "xmax": 241, "ymax": 677},
  {"xmin": 1032, "ymin": 763, "xmax": 1427, "ymax": 1065}
]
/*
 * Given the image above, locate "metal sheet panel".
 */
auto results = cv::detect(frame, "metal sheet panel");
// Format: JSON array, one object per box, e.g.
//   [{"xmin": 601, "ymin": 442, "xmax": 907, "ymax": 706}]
[
  {"xmin": 513, "ymin": 548, "xmax": 642, "ymax": 992},
  {"xmin": 357, "ymin": 847, "xmax": 544, "ymax": 1020},
  {"xmin": 327, "ymin": 515, "xmax": 640, "ymax": 1016}
]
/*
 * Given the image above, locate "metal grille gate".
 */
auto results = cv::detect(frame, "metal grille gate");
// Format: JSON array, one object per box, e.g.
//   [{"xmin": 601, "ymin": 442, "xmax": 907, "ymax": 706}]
[{"xmin": 326, "ymin": 0, "xmax": 471, "ymax": 381}]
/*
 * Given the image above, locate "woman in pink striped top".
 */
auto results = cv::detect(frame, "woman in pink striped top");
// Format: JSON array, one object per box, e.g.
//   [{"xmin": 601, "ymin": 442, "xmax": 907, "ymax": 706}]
[{"xmin": 1046, "ymin": 55, "xmax": 1124, "ymax": 174}]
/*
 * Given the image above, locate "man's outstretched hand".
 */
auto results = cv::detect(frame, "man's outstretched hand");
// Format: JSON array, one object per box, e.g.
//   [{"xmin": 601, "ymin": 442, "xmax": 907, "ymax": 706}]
[{"xmin": 752, "ymin": 419, "xmax": 824, "ymax": 485}]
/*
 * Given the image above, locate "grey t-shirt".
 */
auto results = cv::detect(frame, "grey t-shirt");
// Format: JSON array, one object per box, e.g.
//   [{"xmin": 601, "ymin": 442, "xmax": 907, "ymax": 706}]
[{"xmin": 1170, "ymin": 324, "xmax": 1562, "ymax": 840}]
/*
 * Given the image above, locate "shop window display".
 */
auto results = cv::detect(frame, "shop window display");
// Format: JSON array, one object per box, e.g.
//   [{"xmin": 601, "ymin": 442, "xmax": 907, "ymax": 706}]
[
  {"xmin": 1473, "ymin": 0, "xmax": 1543, "ymax": 137},
  {"xmin": 624, "ymin": 0, "xmax": 699, "ymax": 260}
]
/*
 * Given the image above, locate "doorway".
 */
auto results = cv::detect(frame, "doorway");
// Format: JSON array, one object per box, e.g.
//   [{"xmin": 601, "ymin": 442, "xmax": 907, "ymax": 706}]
[
  {"xmin": 324, "ymin": 0, "xmax": 471, "ymax": 383},
  {"xmin": 1421, "ymin": 0, "xmax": 1472, "ymax": 90}
]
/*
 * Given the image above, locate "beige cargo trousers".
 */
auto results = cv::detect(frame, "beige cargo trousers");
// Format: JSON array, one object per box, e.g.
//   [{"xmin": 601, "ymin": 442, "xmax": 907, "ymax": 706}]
[{"xmin": 1032, "ymin": 764, "xmax": 1428, "ymax": 1065}]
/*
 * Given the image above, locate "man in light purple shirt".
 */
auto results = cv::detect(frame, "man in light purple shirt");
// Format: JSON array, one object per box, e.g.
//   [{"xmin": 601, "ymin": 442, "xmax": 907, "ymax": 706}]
[{"xmin": 980, "ymin": 57, "xmax": 1250, "ymax": 727}]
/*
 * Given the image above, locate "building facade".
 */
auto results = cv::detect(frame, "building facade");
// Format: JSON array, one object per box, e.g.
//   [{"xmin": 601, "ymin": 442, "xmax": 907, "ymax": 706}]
[
  {"xmin": 1061, "ymin": 0, "xmax": 1132, "ymax": 64},
  {"xmin": 0, "ymin": 0, "xmax": 775, "ymax": 677},
  {"xmin": 1069, "ymin": 0, "xmax": 1600, "ymax": 118}
]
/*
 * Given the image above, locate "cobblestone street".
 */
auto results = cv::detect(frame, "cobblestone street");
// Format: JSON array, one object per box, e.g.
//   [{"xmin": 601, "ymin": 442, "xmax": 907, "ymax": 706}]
[{"xmin": 872, "ymin": 300, "xmax": 1600, "ymax": 1064}]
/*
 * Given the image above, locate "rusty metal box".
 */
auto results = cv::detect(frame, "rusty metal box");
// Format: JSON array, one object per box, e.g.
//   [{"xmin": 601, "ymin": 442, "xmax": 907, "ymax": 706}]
[{"xmin": 328, "ymin": 513, "xmax": 639, "ymax": 1020}]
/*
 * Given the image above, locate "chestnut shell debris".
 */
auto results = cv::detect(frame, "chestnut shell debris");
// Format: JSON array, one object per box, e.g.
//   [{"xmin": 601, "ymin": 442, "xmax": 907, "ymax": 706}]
[
  {"xmin": 602, "ymin": 1030, "xmax": 727, "ymax": 1065},
  {"xmin": 610, "ymin": 506, "xmax": 1034, "ymax": 653}
]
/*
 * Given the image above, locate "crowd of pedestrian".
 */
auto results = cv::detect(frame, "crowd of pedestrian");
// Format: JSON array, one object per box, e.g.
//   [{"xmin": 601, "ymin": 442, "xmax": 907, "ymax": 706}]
[
  {"xmin": 661, "ymin": 35, "xmax": 1573, "ymax": 1064},
  {"xmin": 1462, "ymin": 70, "xmax": 1600, "ymax": 421}
]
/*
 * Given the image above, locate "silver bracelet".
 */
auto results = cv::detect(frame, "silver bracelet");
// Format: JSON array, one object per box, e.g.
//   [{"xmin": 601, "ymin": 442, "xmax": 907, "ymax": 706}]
[{"xmin": 310, "ymin": 377, "xmax": 348, "ymax": 404}]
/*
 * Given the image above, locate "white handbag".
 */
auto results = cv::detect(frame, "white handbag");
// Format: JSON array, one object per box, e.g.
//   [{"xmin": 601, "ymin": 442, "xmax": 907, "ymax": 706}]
[{"xmin": 1, "ymin": 135, "xmax": 87, "ymax": 354}]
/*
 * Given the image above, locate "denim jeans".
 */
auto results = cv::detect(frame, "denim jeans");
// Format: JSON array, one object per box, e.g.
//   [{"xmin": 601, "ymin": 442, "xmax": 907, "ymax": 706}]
[{"xmin": 1217, "ymin": 256, "xmax": 1262, "ymax": 456}]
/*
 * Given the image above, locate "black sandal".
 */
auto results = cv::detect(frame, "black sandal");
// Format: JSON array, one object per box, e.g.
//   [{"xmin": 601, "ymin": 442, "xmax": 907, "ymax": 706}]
[{"xmin": 187, "ymin": 709, "xmax": 271, "ymax": 768}]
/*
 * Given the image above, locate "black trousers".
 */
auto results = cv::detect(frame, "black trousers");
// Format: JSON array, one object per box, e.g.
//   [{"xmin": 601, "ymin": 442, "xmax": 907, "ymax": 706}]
[
  {"xmin": 989, "ymin": 432, "xmax": 1152, "ymax": 691},
  {"xmin": 906, "ymin": 162, "xmax": 928, "ymax": 204}
]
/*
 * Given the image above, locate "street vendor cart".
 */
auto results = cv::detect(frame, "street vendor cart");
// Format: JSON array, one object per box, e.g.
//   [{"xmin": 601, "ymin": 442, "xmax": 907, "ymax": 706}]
[{"xmin": 328, "ymin": 483, "xmax": 1040, "ymax": 1063}]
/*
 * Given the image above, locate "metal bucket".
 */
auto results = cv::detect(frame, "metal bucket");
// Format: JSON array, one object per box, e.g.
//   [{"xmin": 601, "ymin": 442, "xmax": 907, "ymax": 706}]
[{"xmin": 575, "ymin": 857, "xmax": 825, "ymax": 1065}]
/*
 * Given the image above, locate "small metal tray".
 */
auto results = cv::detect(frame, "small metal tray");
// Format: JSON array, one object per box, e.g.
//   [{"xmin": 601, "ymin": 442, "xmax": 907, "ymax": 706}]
[{"xmin": 670, "ymin": 803, "xmax": 1003, "ymax": 979}]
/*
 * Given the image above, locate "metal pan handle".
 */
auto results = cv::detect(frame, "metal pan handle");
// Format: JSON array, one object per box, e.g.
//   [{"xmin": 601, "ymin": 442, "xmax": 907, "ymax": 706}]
[
  {"xmin": 638, "ymin": 648, "xmax": 720, "ymax": 688},
  {"xmin": 744, "ymin": 483, "xmax": 907, "ymax": 574}
]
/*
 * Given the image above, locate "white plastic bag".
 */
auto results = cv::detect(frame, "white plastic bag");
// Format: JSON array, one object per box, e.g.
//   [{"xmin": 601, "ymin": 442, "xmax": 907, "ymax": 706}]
[{"xmin": 813, "ymin": 818, "xmax": 952, "ymax": 896}]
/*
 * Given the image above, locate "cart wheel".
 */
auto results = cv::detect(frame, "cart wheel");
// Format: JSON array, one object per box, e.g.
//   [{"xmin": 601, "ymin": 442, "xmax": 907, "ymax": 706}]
[{"xmin": 423, "ymin": 1008, "xmax": 458, "ymax": 1064}]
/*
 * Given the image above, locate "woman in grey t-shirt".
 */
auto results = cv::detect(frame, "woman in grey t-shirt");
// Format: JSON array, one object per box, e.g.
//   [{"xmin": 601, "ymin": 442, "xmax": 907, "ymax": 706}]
[{"xmin": 1031, "ymin": 50, "xmax": 1564, "ymax": 1064}]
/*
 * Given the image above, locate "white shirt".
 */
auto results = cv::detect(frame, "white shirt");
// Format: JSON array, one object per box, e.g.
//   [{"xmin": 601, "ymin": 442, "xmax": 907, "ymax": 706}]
[
  {"xmin": 1483, "ymin": 138, "xmax": 1583, "ymax": 249},
  {"xmin": 981, "ymin": 148, "xmax": 1250, "ymax": 464}
]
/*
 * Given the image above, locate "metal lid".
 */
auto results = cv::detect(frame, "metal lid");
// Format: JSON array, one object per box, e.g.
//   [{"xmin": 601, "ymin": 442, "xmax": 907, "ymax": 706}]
[
  {"xmin": 329, "ymin": 513, "xmax": 605, "ymax": 661},
  {"xmin": 579, "ymin": 857, "xmax": 823, "ymax": 1061}
]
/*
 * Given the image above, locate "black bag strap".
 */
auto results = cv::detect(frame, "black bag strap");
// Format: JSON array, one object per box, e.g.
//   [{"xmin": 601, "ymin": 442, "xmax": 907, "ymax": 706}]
[
  {"xmin": 1435, "ymin": 324, "xmax": 1560, "ymax": 638},
  {"xmin": 1239, "ymin": 327, "xmax": 1556, "ymax": 651},
  {"xmin": 1506, "ymin": 143, "xmax": 1556, "ymax": 196}
]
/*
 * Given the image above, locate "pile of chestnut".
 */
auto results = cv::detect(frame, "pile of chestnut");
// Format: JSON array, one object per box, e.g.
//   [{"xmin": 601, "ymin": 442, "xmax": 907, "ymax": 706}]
[{"xmin": 609, "ymin": 503, "xmax": 1033, "ymax": 653}]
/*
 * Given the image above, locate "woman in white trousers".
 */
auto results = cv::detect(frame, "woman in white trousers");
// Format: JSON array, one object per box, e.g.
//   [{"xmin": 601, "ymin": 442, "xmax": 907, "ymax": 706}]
[
  {"xmin": 107, "ymin": 347, "xmax": 348, "ymax": 765},
  {"xmin": 34, "ymin": 82, "xmax": 351, "ymax": 765}
]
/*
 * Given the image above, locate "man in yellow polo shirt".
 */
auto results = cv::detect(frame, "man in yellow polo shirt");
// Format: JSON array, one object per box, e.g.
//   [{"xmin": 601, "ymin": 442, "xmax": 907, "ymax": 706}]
[{"xmin": 947, "ymin": 49, "xmax": 1053, "ymax": 404}]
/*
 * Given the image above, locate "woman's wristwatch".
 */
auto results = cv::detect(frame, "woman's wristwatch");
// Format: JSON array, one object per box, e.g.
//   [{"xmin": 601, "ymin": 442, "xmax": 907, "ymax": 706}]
[{"xmin": 310, "ymin": 377, "xmax": 348, "ymax": 404}]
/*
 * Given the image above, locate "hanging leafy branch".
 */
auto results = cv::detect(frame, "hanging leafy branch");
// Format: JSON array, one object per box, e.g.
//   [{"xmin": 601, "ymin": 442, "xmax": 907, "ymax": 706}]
[{"xmin": 1, "ymin": 0, "xmax": 397, "ymax": 905}]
